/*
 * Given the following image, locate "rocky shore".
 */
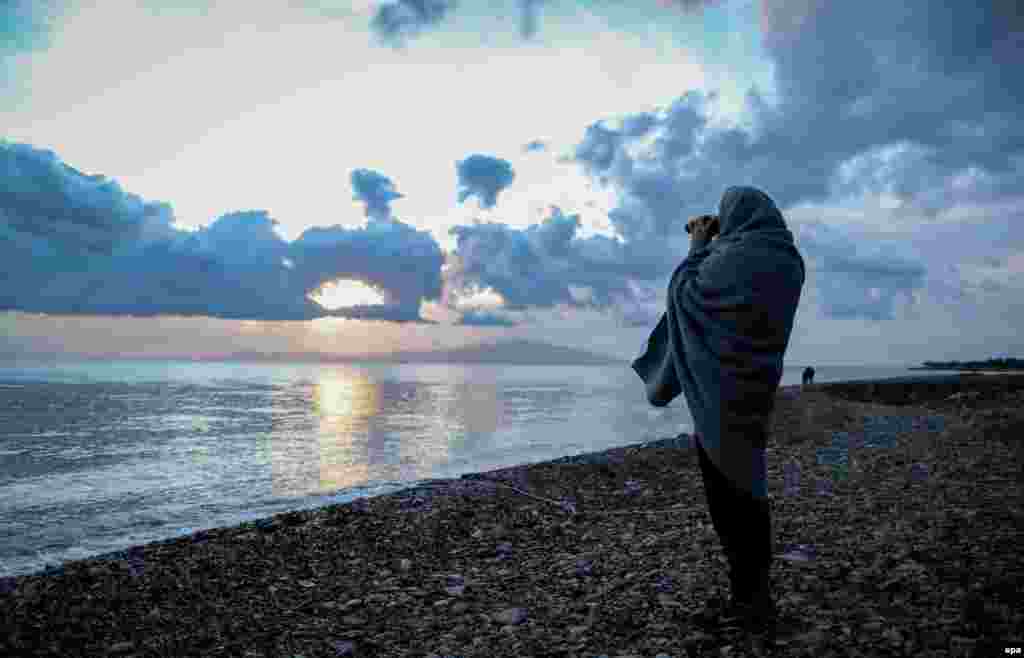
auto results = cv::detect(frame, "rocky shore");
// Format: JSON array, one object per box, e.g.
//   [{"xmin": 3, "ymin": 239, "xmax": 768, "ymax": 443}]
[{"xmin": 2, "ymin": 374, "xmax": 1022, "ymax": 657}]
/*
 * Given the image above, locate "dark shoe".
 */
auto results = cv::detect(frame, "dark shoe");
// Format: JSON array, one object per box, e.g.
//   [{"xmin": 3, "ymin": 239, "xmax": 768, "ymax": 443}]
[
  {"xmin": 725, "ymin": 597, "xmax": 777, "ymax": 635},
  {"xmin": 692, "ymin": 594, "xmax": 776, "ymax": 633}
]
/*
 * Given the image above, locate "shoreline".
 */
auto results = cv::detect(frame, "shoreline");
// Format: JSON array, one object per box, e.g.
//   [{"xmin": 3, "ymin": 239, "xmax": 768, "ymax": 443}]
[
  {"xmin": 2, "ymin": 373, "xmax": 1023, "ymax": 656},
  {"xmin": 6, "ymin": 371, "xmax": 1022, "ymax": 581}
]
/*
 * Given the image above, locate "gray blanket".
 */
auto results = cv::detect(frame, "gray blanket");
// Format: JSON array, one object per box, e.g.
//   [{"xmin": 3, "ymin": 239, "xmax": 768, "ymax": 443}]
[{"xmin": 631, "ymin": 187, "xmax": 805, "ymax": 498}]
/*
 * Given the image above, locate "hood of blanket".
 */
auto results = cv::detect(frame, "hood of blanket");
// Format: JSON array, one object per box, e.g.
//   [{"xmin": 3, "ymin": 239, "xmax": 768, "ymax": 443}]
[{"xmin": 716, "ymin": 185, "xmax": 789, "ymax": 238}]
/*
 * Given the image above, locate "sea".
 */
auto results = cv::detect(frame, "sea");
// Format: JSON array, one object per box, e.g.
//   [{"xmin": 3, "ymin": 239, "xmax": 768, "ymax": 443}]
[{"xmin": 0, "ymin": 359, "xmax": 965, "ymax": 579}]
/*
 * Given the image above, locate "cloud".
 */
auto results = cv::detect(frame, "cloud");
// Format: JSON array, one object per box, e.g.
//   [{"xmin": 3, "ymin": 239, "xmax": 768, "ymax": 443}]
[
  {"xmin": 446, "ymin": 74, "xmax": 983, "ymax": 327},
  {"xmin": 366, "ymin": 0, "xmax": 720, "ymax": 45},
  {"xmin": 1, "ymin": 0, "xmax": 61, "ymax": 52},
  {"xmin": 291, "ymin": 217, "xmax": 445, "ymax": 321},
  {"xmin": 444, "ymin": 206, "xmax": 668, "ymax": 325},
  {"xmin": 517, "ymin": 0, "xmax": 546, "ymax": 39},
  {"xmin": 547, "ymin": 1, "xmax": 1023, "ymax": 324},
  {"xmin": 1, "ymin": 0, "xmax": 65, "ymax": 93},
  {"xmin": 657, "ymin": 0, "xmax": 722, "ymax": 10},
  {"xmin": 456, "ymin": 309, "xmax": 518, "ymax": 326},
  {"xmin": 752, "ymin": 0, "xmax": 1024, "ymax": 215},
  {"xmin": 523, "ymin": 139, "xmax": 547, "ymax": 153},
  {"xmin": 351, "ymin": 168, "xmax": 404, "ymax": 221},
  {"xmin": 455, "ymin": 154, "xmax": 516, "ymax": 210},
  {"xmin": 357, "ymin": 1, "xmax": 1023, "ymax": 331},
  {"xmin": 0, "ymin": 142, "xmax": 176, "ymax": 255},
  {"xmin": 792, "ymin": 220, "xmax": 926, "ymax": 321},
  {"xmin": 0, "ymin": 140, "xmax": 444, "ymax": 323},
  {"xmin": 369, "ymin": 0, "xmax": 457, "ymax": 48}
]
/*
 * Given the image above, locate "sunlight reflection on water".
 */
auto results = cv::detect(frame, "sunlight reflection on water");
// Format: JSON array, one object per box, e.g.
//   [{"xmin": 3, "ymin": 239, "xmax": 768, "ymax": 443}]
[{"xmin": 0, "ymin": 362, "xmax": 961, "ymax": 577}]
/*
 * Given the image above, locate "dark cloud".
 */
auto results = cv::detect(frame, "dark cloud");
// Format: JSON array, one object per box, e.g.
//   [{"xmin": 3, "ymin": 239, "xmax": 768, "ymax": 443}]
[
  {"xmin": 455, "ymin": 154, "xmax": 515, "ymax": 209},
  {"xmin": 366, "ymin": 0, "xmax": 719, "ymax": 46},
  {"xmin": 0, "ymin": 141, "xmax": 165, "ymax": 256},
  {"xmin": 517, "ymin": 0, "xmax": 546, "ymax": 39},
  {"xmin": 291, "ymin": 218, "xmax": 445, "ymax": 320},
  {"xmin": 753, "ymin": 0, "xmax": 1024, "ymax": 215},
  {"xmin": 523, "ymin": 139, "xmax": 547, "ymax": 153},
  {"xmin": 351, "ymin": 168, "xmax": 404, "ymax": 222},
  {"xmin": 1, "ymin": 0, "xmax": 60, "ymax": 49},
  {"xmin": 369, "ymin": 0, "xmax": 457, "ymax": 48},
  {"xmin": 444, "ymin": 206, "xmax": 667, "ymax": 324},
  {"xmin": 565, "ymin": 96, "xmax": 941, "ymax": 323},
  {"xmin": 189, "ymin": 210, "xmax": 287, "ymax": 266},
  {"xmin": 358, "ymin": 1, "xmax": 1022, "ymax": 329},
  {"xmin": 551, "ymin": 0, "xmax": 1024, "ymax": 324},
  {"xmin": 456, "ymin": 309, "xmax": 518, "ymax": 326},
  {"xmin": 0, "ymin": 141, "xmax": 443, "ymax": 323},
  {"xmin": 792, "ymin": 220, "xmax": 926, "ymax": 321}
]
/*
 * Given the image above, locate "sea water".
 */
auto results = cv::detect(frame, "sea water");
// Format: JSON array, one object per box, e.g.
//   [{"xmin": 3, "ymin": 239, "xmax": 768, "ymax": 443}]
[{"xmin": 0, "ymin": 360, "xmax": 962, "ymax": 578}]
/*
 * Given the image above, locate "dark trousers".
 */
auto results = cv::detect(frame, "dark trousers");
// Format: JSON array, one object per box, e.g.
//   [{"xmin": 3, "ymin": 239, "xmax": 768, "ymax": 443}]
[{"xmin": 696, "ymin": 439, "xmax": 773, "ymax": 601}]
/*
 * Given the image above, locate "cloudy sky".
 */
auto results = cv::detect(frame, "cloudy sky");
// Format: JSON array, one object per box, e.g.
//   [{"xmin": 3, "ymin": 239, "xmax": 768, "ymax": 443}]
[{"xmin": 1, "ymin": 0, "xmax": 1021, "ymax": 366}]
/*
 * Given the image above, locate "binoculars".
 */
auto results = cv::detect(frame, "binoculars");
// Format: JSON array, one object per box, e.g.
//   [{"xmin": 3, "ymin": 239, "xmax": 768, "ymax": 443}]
[{"xmin": 686, "ymin": 214, "xmax": 720, "ymax": 236}]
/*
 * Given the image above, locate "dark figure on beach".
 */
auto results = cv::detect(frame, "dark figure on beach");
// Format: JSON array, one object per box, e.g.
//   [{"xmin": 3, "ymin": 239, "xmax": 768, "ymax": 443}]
[
  {"xmin": 802, "ymin": 366, "xmax": 815, "ymax": 386},
  {"xmin": 632, "ymin": 187, "xmax": 805, "ymax": 634}
]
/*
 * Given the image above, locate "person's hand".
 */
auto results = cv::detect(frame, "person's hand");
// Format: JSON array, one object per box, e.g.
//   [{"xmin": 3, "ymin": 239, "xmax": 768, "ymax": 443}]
[{"xmin": 686, "ymin": 214, "xmax": 719, "ymax": 241}]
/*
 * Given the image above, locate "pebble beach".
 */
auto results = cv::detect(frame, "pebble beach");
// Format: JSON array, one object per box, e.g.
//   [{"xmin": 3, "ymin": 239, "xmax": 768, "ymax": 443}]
[{"xmin": 2, "ymin": 373, "xmax": 1022, "ymax": 657}]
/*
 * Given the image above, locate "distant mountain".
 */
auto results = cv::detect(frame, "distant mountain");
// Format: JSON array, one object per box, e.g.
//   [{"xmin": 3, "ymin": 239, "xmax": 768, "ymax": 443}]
[
  {"xmin": 190, "ymin": 340, "xmax": 630, "ymax": 366},
  {"xmin": 910, "ymin": 357, "xmax": 1024, "ymax": 371},
  {"xmin": 379, "ymin": 339, "xmax": 630, "ymax": 365}
]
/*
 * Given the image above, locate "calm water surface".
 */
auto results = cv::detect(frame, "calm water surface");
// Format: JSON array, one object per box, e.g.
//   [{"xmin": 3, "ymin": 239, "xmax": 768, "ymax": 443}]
[{"xmin": 0, "ymin": 359, "xmax": 961, "ymax": 578}]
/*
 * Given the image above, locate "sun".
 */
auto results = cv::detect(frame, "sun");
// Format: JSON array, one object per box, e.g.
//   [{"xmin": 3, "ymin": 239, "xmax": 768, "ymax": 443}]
[{"xmin": 310, "ymin": 279, "xmax": 386, "ymax": 311}]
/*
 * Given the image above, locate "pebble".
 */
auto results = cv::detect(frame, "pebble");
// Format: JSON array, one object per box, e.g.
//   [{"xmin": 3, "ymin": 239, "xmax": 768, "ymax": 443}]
[
  {"xmin": 107, "ymin": 641, "xmax": 135, "ymax": 654},
  {"xmin": 882, "ymin": 628, "xmax": 903, "ymax": 645},
  {"xmin": 575, "ymin": 559, "xmax": 594, "ymax": 577},
  {"xmin": 492, "ymin": 607, "xmax": 527, "ymax": 625},
  {"xmin": 816, "ymin": 414, "xmax": 948, "ymax": 474},
  {"xmin": 682, "ymin": 631, "xmax": 711, "ymax": 649},
  {"xmin": 783, "ymin": 460, "xmax": 801, "ymax": 496},
  {"xmin": 656, "ymin": 593, "xmax": 681, "ymax": 608},
  {"xmin": 443, "ymin": 573, "xmax": 465, "ymax": 597},
  {"xmin": 339, "ymin": 598, "xmax": 363, "ymax": 610},
  {"xmin": 254, "ymin": 518, "xmax": 277, "ymax": 532},
  {"xmin": 797, "ymin": 629, "xmax": 828, "ymax": 645}
]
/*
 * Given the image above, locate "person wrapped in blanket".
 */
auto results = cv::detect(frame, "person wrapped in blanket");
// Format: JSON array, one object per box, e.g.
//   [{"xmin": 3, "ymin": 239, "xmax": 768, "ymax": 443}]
[{"xmin": 632, "ymin": 186, "xmax": 806, "ymax": 634}]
